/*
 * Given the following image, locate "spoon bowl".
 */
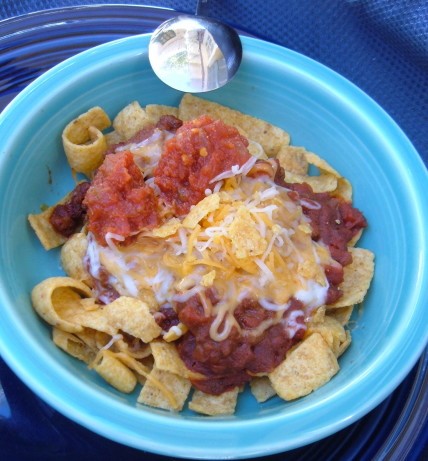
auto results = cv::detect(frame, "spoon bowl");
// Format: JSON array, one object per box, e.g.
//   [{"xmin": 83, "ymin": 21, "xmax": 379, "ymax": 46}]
[{"xmin": 148, "ymin": 13, "xmax": 242, "ymax": 92}]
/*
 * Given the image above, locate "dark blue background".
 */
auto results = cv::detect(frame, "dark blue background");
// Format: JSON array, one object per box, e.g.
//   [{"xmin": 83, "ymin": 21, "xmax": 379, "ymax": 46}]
[
  {"xmin": 1, "ymin": 1, "xmax": 427, "ymax": 460},
  {"xmin": 1, "ymin": 0, "xmax": 426, "ymax": 162}
]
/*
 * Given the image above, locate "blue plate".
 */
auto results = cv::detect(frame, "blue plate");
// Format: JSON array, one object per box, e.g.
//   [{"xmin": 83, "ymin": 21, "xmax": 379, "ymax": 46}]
[{"xmin": 0, "ymin": 32, "xmax": 427, "ymax": 459}]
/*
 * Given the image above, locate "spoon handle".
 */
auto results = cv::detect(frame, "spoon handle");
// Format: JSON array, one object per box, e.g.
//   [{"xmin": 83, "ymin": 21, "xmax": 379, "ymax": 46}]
[{"xmin": 196, "ymin": 0, "xmax": 210, "ymax": 17}]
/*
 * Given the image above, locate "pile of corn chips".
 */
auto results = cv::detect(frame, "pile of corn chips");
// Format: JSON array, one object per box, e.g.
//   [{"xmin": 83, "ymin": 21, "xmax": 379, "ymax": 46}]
[{"xmin": 28, "ymin": 94, "xmax": 374, "ymax": 415}]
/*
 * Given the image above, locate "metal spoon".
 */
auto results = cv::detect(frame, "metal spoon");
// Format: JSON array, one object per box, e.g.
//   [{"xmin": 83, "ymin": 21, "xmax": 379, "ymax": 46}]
[{"xmin": 148, "ymin": 0, "xmax": 243, "ymax": 93}]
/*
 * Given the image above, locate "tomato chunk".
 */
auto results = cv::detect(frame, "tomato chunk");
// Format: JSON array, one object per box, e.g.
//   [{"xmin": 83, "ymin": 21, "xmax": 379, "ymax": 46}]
[
  {"xmin": 84, "ymin": 151, "xmax": 159, "ymax": 245},
  {"xmin": 154, "ymin": 115, "xmax": 251, "ymax": 215}
]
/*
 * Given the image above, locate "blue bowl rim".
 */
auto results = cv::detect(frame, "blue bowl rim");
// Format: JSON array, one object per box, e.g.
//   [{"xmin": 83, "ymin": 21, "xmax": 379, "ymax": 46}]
[{"xmin": 0, "ymin": 33, "xmax": 427, "ymax": 459}]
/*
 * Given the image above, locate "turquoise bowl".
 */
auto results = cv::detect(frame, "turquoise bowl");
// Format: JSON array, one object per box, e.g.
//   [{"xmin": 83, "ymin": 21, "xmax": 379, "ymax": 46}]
[{"xmin": 0, "ymin": 35, "xmax": 427, "ymax": 459}]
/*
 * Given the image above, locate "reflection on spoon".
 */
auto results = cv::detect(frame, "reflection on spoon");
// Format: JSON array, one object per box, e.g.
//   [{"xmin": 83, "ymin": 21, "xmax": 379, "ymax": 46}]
[{"xmin": 148, "ymin": 0, "xmax": 242, "ymax": 93}]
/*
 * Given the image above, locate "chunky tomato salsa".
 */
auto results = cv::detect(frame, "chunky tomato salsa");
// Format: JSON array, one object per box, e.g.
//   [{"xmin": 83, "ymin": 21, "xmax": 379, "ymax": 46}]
[{"xmin": 154, "ymin": 115, "xmax": 251, "ymax": 215}]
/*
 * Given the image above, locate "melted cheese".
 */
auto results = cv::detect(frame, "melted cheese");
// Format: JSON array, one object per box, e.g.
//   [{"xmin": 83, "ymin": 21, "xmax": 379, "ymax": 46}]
[
  {"xmin": 86, "ymin": 139, "xmax": 338, "ymax": 343},
  {"xmin": 116, "ymin": 129, "xmax": 173, "ymax": 178}
]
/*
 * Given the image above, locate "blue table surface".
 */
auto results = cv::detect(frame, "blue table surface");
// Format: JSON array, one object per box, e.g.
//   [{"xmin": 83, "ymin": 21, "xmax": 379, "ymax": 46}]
[{"xmin": 0, "ymin": 1, "xmax": 427, "ymax": 460}]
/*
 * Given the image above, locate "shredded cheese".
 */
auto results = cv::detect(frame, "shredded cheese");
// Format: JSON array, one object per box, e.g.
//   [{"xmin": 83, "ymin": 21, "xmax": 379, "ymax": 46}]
[
  {"xmin": 209, "ymin": 156, "xmax": 257, "ymax": 183},
  {"xmin": 101, "ymin": 333, "xmax": 124, "ymax": 351},
  {"xmin": 85, "ymin": 137, "xmax": 337, "ymax": 344}
]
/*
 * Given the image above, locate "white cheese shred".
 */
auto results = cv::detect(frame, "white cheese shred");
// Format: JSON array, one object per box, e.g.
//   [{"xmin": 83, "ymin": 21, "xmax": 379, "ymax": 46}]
[
  {"xmin": 209, "ymin": 156, "xmax": 258, "ymax": 183},
  {"xmin": 101, "ymin": 334, "xmax": 123, "ymax": 351}
]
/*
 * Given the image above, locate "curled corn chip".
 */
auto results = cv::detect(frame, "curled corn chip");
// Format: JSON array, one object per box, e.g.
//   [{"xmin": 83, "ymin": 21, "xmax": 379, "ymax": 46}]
[
  {"xmin": 31, "ymin": 277, "xmax": 92, "ymax": 333},
  {"xmin": 60, "ymin": 232, "xmax": 90, "ymax": 283},
  {"xmin": 70, "ymin": 304, "xmax": 117, "ymax": 336},
  {"xmin": 62, "ymin": 107, "xmax": 111, "ymax": 176},
  {"xmin": 283, "ymin": 170, "xmax": 338, "ymax": 193},
  {"xmin": 52, "ymin": 327, "xmax": 96, "ymax": 364}
]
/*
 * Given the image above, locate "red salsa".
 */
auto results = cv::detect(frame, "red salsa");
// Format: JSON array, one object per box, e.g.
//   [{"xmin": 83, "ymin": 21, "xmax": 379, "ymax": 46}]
[
  {"xmin": 154, "ymin": 115, "xmax": 251, "ymax": 215},
  {"xmin": 83, "ymin": 151, "xmax": 159, "ymax": 246}
]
